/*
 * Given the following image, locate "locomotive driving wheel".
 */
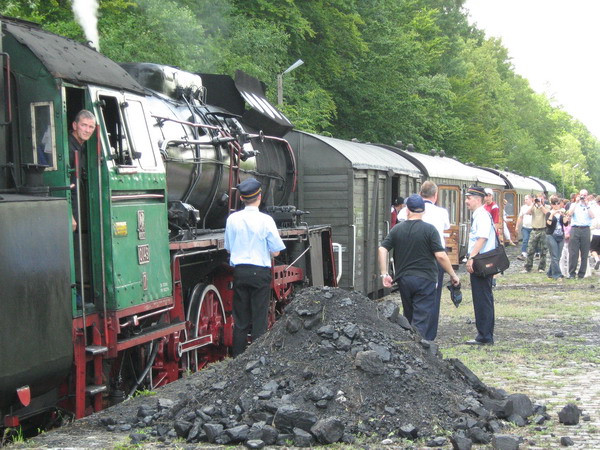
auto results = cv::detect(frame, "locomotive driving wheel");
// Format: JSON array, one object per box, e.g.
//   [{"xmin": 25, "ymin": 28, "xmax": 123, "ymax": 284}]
[{"xmin": 182, "ymin": 283, "xmax": 227, "ymax": 372}]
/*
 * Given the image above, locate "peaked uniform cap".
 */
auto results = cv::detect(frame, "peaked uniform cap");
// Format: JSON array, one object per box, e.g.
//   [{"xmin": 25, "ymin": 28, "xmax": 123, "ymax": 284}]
[
  {"xmin": 238, "ymin": 177, "xmax": 262, "ymax": 199},
  {"xmin": 466, "ymin": 186, "xmax": 486, "ymax": 198}
]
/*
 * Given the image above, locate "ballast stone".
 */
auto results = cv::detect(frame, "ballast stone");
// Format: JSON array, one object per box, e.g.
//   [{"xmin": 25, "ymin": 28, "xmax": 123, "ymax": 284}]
[{"xmin": 558, "ymin": 403, "xmax": 582, "ymax": 425}]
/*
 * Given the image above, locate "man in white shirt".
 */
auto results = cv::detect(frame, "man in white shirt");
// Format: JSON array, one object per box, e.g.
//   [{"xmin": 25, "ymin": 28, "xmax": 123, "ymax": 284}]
[
  {"xmin": 420, "ymin": 181, "xmax": 451, "ymax": 340},
  {"xmin": 566, "ymin": 189, "xmax": 595, "ymax": 278}
]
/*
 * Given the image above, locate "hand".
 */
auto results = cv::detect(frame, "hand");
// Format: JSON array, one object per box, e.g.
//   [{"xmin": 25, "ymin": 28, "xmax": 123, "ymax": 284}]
[
  {"xmin": 466, "ymin": 258, "xmax": 474, "ymax": 274},
  {"xmin": 381, "ymin": 274, "xmax": 393, "ymax": 288},
  {"xmin": 450, "ymin": 274, "xmax": 460, "ymax": 286}
]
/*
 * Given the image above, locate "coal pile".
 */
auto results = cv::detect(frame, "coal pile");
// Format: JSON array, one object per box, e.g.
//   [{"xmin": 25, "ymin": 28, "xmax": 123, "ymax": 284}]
[{"xmin": 102, "ymin": 287, "xmax": 542, "ymax": 447}]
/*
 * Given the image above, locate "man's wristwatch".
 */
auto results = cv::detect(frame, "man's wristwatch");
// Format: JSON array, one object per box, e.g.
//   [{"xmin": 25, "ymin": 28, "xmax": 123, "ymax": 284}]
[{"xmin": 380, "ymin": 273, "xmax": 389, "ymax": 278}]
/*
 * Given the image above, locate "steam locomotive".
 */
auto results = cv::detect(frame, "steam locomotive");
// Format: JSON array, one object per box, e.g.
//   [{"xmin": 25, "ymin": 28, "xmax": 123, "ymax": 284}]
[
  {"xmin": 0, "ymin": 16, "xmax": 557, "ymax": 432},
  {"xmin": 0, "ymin": 16, "xmax": 335, "ymax": 431}
]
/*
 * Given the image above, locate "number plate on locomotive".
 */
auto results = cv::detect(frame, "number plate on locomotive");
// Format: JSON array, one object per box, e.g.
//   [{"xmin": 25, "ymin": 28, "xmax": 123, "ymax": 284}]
[{"xmin": 137, "ymin": 244, "xmax": 150, "ymax": 264}]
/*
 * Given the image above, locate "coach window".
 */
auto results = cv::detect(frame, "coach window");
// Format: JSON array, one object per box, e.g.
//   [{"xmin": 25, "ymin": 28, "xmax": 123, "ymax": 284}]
[
  {"xmin": 504, "ymin": 192, "xmax": 515, "ymax": 216},
  {"xmin": 123, "ymin": 99, "xmax": 157, "ymax": 169},
  {"xmin": 31, "ymin": 102, "xmax": 56, "ymax": 170}
]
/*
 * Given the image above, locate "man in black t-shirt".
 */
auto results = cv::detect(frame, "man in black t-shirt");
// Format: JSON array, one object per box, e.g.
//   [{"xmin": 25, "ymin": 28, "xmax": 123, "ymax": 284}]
[{"xmin": 378, "ymin": 195, "xmax": 460, "ymax": 340}]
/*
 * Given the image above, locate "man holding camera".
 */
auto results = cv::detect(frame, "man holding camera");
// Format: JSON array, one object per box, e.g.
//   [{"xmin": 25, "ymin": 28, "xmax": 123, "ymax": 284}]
[
  {"xmin": 566, "ymin": 189, "xmax": 595, "ymax": 279},
  {"xmin": 521, "ymin": 194, "xmax": 548, "ymax": 273}
]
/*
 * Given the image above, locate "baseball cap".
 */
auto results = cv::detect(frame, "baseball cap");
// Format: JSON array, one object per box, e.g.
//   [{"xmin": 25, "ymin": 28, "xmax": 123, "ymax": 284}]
[
  {"xmin": 484, "ymin": 188, "xmax": 494, "ymax": 196},
  {"xmin": 406, "ymin": 194, "xmax": 425, "ymax": 213}
]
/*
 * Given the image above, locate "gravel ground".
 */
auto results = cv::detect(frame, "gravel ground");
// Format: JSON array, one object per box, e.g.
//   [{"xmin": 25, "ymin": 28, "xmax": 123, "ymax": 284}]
[{"xmin": 13, "ymin": 245, "xmax": 600, "ymax": 449}]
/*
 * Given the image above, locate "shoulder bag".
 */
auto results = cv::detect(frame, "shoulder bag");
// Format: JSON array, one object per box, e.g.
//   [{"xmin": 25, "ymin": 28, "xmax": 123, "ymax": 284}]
[{"xmin": 471, "ymin": 215, "xmax": 510, "ymax": 277}]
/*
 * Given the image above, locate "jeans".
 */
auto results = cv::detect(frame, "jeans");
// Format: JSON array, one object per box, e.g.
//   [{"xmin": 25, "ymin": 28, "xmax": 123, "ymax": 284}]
[
  {"xmin": 545, "ymin": 235, "xmax": 564, "ymax": 279},
  {"xmin": 521, "ymin": 227, "xmax": 532, "ymax": 254}
]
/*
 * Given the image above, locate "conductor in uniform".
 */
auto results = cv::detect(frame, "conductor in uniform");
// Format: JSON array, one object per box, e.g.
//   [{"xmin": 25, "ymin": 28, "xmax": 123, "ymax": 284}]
[
  {"xmin": 224, "ymin": 178, "xmax": 286, "ymax": 357},
  {"xmin": 464, "ymin": 186, "xmax": 498, "ymax": 345}
]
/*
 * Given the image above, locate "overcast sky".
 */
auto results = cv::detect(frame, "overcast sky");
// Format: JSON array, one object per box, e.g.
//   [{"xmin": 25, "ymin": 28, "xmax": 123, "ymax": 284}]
[{"xmin": 463, "ymin": 0, "xmax": 600, "ymax": 139}]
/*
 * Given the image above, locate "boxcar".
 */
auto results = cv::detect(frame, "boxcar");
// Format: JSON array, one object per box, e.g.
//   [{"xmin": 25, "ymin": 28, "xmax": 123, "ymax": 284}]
[{"xmin": 285, "ymin": 131, "xmax": 421, "ymax": 297}]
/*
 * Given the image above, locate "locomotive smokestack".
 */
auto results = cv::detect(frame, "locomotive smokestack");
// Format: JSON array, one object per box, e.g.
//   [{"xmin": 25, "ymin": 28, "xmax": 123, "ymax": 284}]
[{"xmin": 72, "ymin": 0, "xmax": 100, "ymax": 51}]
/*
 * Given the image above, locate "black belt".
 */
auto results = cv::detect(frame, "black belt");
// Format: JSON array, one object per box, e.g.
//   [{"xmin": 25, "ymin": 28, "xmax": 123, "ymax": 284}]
[
  {"xmin": 571, "ymin": 225, "xmax": 590, "ymax": 228},
  {"xmin": 532, "ymin": 227, "xmax": 545, "ymax": 231}
]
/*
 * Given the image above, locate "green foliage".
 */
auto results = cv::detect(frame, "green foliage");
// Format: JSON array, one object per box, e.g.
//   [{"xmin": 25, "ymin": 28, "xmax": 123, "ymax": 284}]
[{"xmin": 3, "ymin": 0, "xmax": 599, "ymax": 191}]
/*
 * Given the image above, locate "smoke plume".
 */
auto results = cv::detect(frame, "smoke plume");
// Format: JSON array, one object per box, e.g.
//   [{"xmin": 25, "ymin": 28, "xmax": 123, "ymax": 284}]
[{"xmin": 72, "ymin": 0, "xmax": 100, "ymax": 51}]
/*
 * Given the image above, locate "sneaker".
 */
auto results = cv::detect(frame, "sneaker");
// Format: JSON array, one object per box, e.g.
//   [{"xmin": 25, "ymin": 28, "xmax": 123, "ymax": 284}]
[
  {"xmin": 535, "ymin": 253, "xmax": 540, "ymax": 259},
  {"xmin": 538, "ymin": 269, "xmax": 545, "ymax": 273},
  {"xmin": 516, "ymin": 255, "xmax": 525, "ymax": 261},
  {"xmin": 520, "ymin": 269, "xmax": 531, "ymax": 274}
]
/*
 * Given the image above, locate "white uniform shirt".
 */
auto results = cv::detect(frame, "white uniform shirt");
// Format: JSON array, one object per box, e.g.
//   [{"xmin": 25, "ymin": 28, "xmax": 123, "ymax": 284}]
[
  {"xmin": 224, "ymin": 206, "xmax": 286, "ymax": 267},
  {"xmin": 468, "ymin": 206, "xmax": 497, "ymax": 254}
]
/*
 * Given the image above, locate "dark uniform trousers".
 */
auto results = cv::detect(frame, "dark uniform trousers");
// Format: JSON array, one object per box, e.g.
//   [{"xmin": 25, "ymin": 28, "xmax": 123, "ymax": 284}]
[
  {"xmin": 232, "ymin": 264, "xmax": 272, "ymax": 357},
  {"xmin": 470, "ymin": 273, "xmax": 495, "ymax": 343},
  {"xmin": 397, "ymin": 275, "xmax": 437, "ymax": 341}
]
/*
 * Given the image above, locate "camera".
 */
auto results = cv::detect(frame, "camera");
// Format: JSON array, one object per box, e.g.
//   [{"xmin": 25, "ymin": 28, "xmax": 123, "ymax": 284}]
[
  {"xmin": 534, "ymin": 198, "xmax": 540, "ymax": 203},
  {"xmin": 580, "ymin": 195, "xmax": 586, "ymax": 202}
]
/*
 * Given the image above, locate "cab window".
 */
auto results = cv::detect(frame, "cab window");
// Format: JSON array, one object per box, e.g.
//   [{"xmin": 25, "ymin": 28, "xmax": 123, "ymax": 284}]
[
  {"xmin": 123, "ymin": 100, "xmax": 156, "ymax": 168},
  {"xmin": 99, "ymin": 95, "xmax": 132, "ymax": 166},
  {"xmin": 31, "ymin": 102, "xmax": 56, "ymax": 170}
]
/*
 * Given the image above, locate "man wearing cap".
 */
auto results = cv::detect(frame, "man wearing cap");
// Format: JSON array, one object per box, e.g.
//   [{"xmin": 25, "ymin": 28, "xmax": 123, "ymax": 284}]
[
  {"xmin": 465, "ymin": 186, "xmax": 498, "ymax": 345},
  {"xmin": 483, "ymin": 188, "xmax": 500, "ymax": 235},
  {"xmin": 378, "ymin": 194, "xmax": 460, "ymax": 341},
  {"xmin": 224, "ymin": 177, "xmax": 286, "ymax": 357}
]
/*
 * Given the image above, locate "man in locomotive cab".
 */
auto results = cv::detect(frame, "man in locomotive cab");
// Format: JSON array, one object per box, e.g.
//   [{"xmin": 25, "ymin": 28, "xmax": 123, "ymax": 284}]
[
  {"xmin": 224, "ymin": 178, "xmax": 286, "ymax": 357},
  {"xmin": 69, "ymin": 109, "xmax": 96, "ymax": 231}
]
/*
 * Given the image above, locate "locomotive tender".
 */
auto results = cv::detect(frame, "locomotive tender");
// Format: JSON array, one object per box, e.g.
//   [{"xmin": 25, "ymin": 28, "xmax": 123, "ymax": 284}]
[
  {"xmin": 0, "ymin": 16, "xmax": 335, "ymax": 430},
  {"xmin": 0, "ymin": 16, "xmax": 557, "ymax": 431}
]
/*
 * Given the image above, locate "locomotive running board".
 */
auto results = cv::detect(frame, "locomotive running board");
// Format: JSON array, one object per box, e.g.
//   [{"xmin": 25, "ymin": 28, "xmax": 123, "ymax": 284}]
[
  {"xmin": 178, "ymin": 334, "xmax": 213, "ymax": 356},
  {"xmin": 116, "ymin": 322, "xmax": 185, "ymax": 352}
]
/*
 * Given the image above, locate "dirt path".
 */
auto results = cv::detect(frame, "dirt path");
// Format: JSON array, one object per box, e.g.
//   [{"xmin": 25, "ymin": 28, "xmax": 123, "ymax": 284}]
[{"xmin": 432, "ymin": 245, "xmax": 600, "ymax": 448}]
